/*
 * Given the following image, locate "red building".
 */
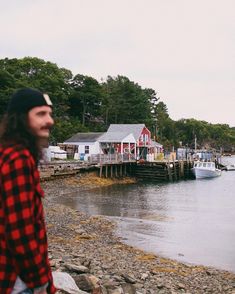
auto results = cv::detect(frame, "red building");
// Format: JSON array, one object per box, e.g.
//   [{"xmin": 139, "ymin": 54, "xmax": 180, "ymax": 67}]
[{"xmin": 107, "ymin": 124, "xmax": 153, "ymax": 159}]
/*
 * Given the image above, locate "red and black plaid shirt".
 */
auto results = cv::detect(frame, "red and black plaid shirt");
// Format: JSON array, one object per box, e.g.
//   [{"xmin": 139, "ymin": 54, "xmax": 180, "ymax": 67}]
[{"xmin": 0, "ymin": 144, "xmax": 56, "ymax": 294}]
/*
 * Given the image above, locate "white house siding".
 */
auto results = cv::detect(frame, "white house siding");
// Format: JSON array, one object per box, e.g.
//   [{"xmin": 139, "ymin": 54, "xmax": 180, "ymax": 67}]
[
  {"xmin": 78, "ymin": 141, "xmax": 102, "ymax": 155},
  {"xmin": 64, "ymin": 132, "xmax": 105, "ymax": 161},
  {"xmin": 67, "ymin": 141, "xmax": 103, "ymax": 160}
]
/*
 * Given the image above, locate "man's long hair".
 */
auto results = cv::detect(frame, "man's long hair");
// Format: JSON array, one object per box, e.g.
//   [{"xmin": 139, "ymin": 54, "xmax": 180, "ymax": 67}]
[{"xmin": 0, "ymin": 112, "xmax": 41, "ymax": 163}]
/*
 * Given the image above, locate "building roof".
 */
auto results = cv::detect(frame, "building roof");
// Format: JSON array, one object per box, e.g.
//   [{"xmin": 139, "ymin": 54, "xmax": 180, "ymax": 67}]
[
  {"xmin": 107, "ymin": 124, "xmax": 146, "ymax": 141},
  {"xmin": 98, "ymin": 132, "xmax": 136, "ymax": 143},
  {"xmin": 64, "ymin": 132, "xmax": 104, "ymax": 143},
  {"xmin": 151, "ymin": 140, "xmax": 163, "ymax": 148}
]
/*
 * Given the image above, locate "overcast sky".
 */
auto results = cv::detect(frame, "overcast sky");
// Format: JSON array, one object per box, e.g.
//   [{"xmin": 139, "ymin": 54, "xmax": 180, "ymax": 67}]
[{"xmin": 1, "ymin": 0, "xmax": 234, "ymax": 126}]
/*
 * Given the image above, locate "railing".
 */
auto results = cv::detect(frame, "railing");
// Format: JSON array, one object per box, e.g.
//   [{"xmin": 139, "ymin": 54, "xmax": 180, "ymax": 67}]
[{"xmin": 89, "ymin": 153, "xmax": 136, "ymax": 164}]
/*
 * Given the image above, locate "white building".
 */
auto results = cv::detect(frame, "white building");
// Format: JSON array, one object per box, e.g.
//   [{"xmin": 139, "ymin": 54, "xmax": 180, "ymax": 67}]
[{"xmin": 64, "ymin": 132, "xmax": 104, "ymax": 160}]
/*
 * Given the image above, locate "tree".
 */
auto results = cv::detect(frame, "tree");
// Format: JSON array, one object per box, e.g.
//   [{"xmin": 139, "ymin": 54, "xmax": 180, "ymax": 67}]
[
  {"xmin": 101, "ymin": 75, "xmax": 153, "ymax": 126},
  {"xmin": 69, "ymin": 74, "xmax": 103, "ymax": 127},
  {"xmin": 0, "ymin": 69, "xmax": 16, "ymax": 115},
  {"xmin": 50, "ymin": 117, "xmax": 88, "ymax": 144},
  {"xmin": 153, "ymin": 101, "xmax": 169, "ymax": 141},
  {"xmin": 0, "ymin": 57, "xmax": 73, "ymax": 117}
]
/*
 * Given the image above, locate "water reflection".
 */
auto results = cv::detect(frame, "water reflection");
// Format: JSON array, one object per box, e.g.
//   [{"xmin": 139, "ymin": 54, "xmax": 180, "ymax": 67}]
[
  {"xmin": 58, "ymin": 156, "xmax": 235, "ymax": 273},
  {"xmin": 64, "ymin": 184, "xmax": 171, "ymax": 219}
]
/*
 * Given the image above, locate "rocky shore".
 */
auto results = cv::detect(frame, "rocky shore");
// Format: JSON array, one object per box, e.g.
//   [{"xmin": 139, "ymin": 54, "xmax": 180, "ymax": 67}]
[{"xmin": 42, "ymin": 174, "xmax": 235, "ymax": 294}]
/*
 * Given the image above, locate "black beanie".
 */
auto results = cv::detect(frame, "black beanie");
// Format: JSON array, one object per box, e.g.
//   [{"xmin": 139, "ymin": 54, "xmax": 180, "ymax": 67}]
[{"xmin": 7, "ymin": 88, "xmax": 53, "ymax": 114}]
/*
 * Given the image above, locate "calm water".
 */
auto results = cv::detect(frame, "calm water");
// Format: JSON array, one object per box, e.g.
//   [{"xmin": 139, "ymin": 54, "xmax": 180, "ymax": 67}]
[{"xmin": 58, "ymin": 156, "xmax": 235, "ymax": 273}]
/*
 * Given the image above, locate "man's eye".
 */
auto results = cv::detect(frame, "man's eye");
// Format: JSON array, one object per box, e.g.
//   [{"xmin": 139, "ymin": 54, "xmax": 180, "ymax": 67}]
[{"xmin": 37, "ymin": 112, "xmax": 46, "ymax": 116}]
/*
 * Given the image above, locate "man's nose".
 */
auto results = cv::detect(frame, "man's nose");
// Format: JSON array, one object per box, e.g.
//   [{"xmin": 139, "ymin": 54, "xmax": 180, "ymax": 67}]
[{"xmin": 47, "ymin": 114, "xmax": 54, "ymax": 125}]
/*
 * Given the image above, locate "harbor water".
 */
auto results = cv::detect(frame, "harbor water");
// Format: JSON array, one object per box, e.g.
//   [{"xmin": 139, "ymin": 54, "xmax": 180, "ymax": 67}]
[{"xmin": 58, "ymin": 156, "xmax": 235, "ymax": 273}]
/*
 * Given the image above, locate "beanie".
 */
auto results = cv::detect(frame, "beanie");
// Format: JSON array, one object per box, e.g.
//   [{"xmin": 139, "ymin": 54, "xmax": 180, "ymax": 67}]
[{"xmin": 7, "ymin": 88, "xmax": 53, "ymax": 114}]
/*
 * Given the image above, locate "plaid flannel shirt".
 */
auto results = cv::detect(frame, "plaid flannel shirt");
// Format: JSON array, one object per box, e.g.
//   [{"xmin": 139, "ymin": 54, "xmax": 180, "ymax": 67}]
[{"xmin": 0, "ymin": 144, "xmax": 56, "ymax": 294}]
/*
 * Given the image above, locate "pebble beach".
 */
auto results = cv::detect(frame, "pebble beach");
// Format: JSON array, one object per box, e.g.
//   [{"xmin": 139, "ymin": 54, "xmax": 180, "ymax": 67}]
[{"xmin": 42, "ymin": 174, "xmax": 235, "ymax": 294}]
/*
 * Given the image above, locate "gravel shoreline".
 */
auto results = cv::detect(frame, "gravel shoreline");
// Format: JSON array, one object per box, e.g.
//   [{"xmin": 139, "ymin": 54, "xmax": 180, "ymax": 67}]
[{"xmin": 42, "ymin": 174, "xmax": 235, "ymax": 294}]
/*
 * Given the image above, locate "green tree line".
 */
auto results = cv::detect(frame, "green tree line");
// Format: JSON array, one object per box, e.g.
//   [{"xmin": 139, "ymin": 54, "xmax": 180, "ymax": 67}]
[{"xmin": 0, "ymin": 57, "xmax": 234, "ymax": 152}]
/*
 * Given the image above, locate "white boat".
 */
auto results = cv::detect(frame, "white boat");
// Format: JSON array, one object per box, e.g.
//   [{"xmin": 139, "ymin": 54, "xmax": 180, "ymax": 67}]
[
  {"xmin": 226, "ymin": 164, "xmax": 235, "ymax": 171},
  {"xmin": 192, "ymin": 161, "xmax": 222, "ymax": 179}
]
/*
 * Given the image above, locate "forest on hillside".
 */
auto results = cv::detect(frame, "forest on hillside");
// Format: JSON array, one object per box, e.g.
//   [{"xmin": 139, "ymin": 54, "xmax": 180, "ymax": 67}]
[{"xmin": 0, "ymin": 57, "xmax": 234, "ymax": 152}]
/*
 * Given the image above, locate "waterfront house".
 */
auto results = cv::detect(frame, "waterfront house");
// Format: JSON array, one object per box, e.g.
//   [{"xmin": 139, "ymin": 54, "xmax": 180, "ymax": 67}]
[
  {"xmin": 107, "ymin": 124, "xmax": 151, "ymax": 159},
  {"xmin": 98, "ymin": 131, "xmax": 136, "ymax": 160},
  {"xmin": 63, "ymin": 132, "xmax": 104, "ymax": 160}
]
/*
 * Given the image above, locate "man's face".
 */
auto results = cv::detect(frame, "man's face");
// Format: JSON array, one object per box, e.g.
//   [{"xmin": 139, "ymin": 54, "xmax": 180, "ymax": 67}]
[{"xmin": 28, "ymin": 105, "xmax": 54, "ymax": 139}]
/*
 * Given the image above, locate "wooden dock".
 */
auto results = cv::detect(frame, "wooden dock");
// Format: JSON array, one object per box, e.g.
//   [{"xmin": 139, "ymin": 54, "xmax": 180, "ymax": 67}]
[
  {"xmin": 39, "ymin": 159, "xmax": 195, "ymax": 182},
  {"xmin": 39, "ymin": 160, "xmax": 96, "ymax": 180},
  {"xmin": 132, "ymin": 160, "xmax": 194, "ymax": 181}
]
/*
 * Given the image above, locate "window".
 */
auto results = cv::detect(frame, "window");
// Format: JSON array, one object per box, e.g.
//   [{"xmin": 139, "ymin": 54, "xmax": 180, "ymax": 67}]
[
  {"xmin": 144, "ymin": 134, "xmax": 149, "ymax": 142},
  {"xmin": 85, "ymin": 146, "xmax": 89, "ymax": 154}
]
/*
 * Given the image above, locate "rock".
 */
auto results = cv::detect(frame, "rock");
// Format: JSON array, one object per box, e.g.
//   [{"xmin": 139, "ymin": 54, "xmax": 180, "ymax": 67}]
[
  {"xmin": 102, "ymin": 280, "xmax": 119, "ymax": 289},
  {"xmin": 52, "ymin": 271, "xmax": 88, "ymax": 294},
  {"xmin": 92, "ymin": 286, "xmax": 108, "ymax": 294},
  {"xmin": 65, "ymin": 263, "xmax": 89, "ymax": 273},
  {"xmin": 121, "ymin": 283, "xmax": 136, "ymax": 294},
  {"xmin": 121, "ymin": 274, "xmax": 137, "ymax": 284},
  {"xmin": 140, "ymin": 273, "xmax": 148, "ymax": 280},
  {"xmin": 106, "ymin": 286, "xmax": 123, "ymax": 294},
  {"xmin": 74, "ymin": 274, "xmax": 100, "ymax": 292},
  {"xmin": 112, "ymin": 275, "xmax": 124, "ymax": 283},
  {"xmin": 177, "ymin": 282, "xmax": 186, "ymax": 290}
]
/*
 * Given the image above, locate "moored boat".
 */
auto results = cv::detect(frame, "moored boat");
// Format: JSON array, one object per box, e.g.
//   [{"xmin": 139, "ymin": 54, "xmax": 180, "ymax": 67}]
[
  {"xmin": 192, "ymin": 161, "xmax": 222, "ymax": 179},
  {"xmin": 226, "ymin": 164, "xmax": 235, "ymax": 171}
]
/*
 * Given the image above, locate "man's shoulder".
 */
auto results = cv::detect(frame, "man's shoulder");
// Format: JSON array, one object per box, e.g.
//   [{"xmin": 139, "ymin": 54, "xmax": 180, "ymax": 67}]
[{"xmin": 0, "ymin": 144, "xmax": 32, "ymax": 165}]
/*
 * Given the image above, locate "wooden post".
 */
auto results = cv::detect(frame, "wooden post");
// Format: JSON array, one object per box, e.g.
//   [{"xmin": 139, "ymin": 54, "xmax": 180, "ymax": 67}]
[
  {"xmin": 186, "ymin": 159, "xmax": 190, "ymax": 178},
  {"xmin": 99, "ymin": 165, "xmax": 103, "ymax": 178},
  {"xmin": 167, "ymin": 162, "xmax": 173, "ymax": 181},
  {"xmin": 110, "ymin": 165, "xmax": 113, "ymax": 178},
  {"xmin": 120, "ymin": 164, "xmax": 123, "ymax": 177},
  {"xmin": 173, "ymin": 160, "xmax": 177, "ymax": 180},
  {"xmin": 115, "ymin": 165, "xmax": 118, "ymax": 177},
  {"xmin": 105, "ymin": 165, "xmax": 108, "ymax": 178},
  {"xmin": 179, "ymin": 160, "xmax": 184, "ymax": 178}
]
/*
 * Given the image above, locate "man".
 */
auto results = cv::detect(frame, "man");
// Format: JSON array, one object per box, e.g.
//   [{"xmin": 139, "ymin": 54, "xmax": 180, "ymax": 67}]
[{"xmin": 0, "ymin": 88, "xmax": 56, "ymax": 294}]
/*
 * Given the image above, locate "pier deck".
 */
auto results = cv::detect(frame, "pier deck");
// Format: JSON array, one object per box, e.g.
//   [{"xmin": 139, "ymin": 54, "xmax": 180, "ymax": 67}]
[{"xmin": 39, "ymin": 159, "xmax": 194, "ymax": 182}]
